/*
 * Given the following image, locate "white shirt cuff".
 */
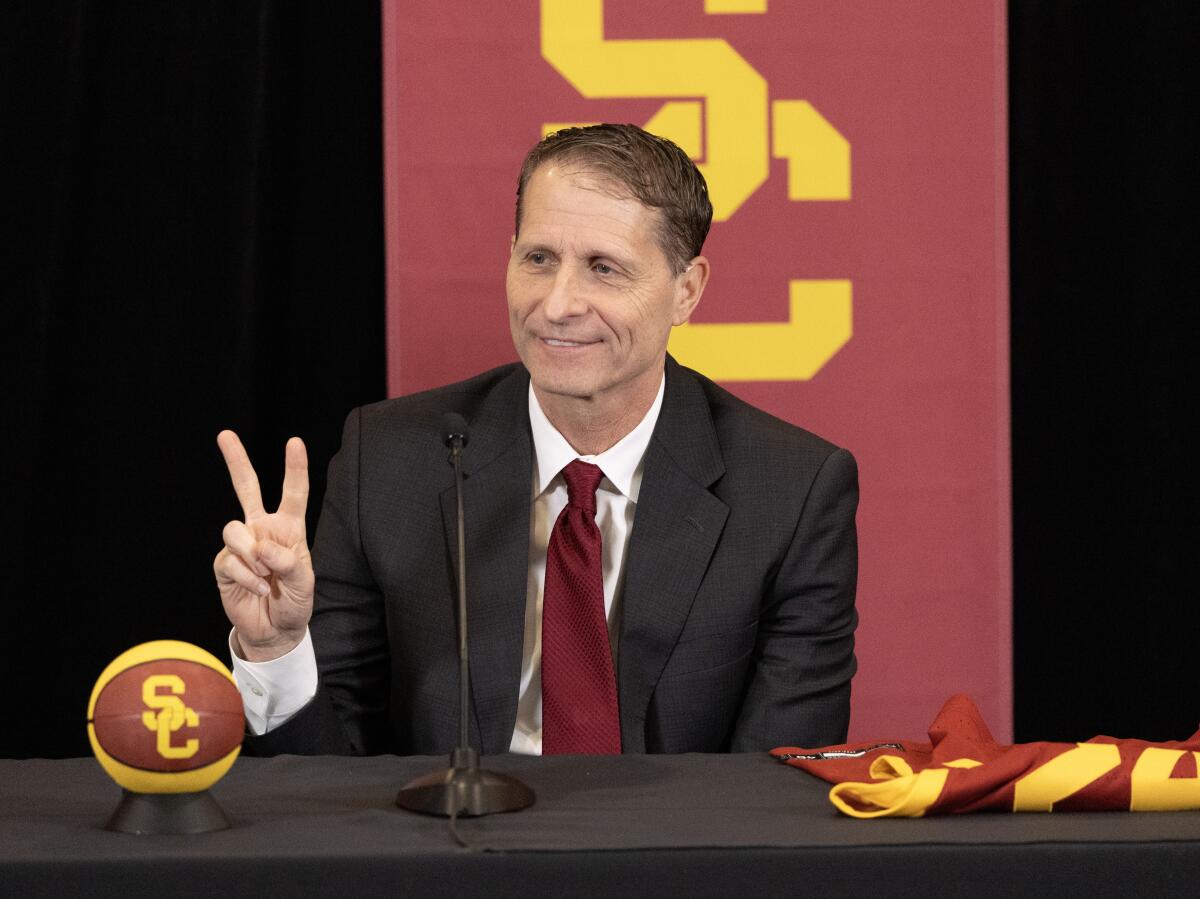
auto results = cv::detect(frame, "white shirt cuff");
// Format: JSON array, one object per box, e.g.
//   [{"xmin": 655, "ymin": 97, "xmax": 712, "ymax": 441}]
[{"xmin": 229, "ymin": 628, "xmax": 319, "ymax": 736}]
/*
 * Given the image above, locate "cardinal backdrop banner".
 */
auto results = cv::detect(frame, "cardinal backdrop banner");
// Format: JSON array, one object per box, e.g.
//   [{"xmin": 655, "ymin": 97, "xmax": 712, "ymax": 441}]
[{"xmin": 382, "ymin": 0, "xmax": 1010, "ymax": 740}]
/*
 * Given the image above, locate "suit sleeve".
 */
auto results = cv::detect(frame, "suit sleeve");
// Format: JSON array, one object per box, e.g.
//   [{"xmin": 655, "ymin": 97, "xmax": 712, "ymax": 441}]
[
  {"xmin": 243, "ymin": 408, "xmax": 391, "ymax": 756},
  {"xmin": 730, "ymin": 447, "xmax": 859, "ymax": 751}
]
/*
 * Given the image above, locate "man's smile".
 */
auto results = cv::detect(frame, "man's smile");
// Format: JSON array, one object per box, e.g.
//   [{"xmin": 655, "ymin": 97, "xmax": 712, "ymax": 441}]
[{"xmin": 540, "ymin": 337, "xmax": 600, "ymax": 348}]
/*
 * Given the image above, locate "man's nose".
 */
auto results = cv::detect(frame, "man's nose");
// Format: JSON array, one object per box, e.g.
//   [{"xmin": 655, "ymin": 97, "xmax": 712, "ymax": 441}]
[{"xmin": 542, "ymin": 266, "xmax": 589, "ymax": 322}]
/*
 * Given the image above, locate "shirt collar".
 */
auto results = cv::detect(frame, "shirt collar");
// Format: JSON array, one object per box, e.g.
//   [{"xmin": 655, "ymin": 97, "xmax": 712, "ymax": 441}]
[{"xmin": 528, "ymin": 374, "xmax": 665, "ymax": 502}]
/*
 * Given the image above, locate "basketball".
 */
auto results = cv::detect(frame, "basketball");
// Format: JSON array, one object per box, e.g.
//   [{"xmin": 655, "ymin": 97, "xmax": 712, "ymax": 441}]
[{"xmin": 87, "ymin": 640, "xmax": 244, "ymax": 794}]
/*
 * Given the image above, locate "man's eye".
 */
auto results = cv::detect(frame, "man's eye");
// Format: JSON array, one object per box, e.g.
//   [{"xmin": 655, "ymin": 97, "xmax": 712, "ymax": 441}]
[
  {"xmin": 528, "ymin": 252, "xmax": 547, "ymax": 265},
  {"xmin": 592, "ymin": 262, "xmax": 613, "ymax": 275}
]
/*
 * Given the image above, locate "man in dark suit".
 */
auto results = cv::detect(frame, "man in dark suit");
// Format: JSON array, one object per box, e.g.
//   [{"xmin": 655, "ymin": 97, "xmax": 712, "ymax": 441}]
[{"xmin": 214, "ymin": 124, "xmax": 858, "ymax": 755}]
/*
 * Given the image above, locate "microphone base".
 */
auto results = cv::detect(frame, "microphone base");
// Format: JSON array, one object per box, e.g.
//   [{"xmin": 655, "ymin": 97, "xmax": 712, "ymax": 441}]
[{"xmin": 395, "ymin": 748, "xmax": 535, "ymax": 817}]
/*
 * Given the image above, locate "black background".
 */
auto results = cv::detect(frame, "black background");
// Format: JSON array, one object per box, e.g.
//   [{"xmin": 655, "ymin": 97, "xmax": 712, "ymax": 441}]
[{"xmin": 4, "ymin": 2, "xmax": 1197, "ymax": 757}]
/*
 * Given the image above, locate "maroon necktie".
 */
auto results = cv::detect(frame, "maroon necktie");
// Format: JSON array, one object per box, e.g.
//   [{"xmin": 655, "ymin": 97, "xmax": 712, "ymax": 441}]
[{"xmin": 541, "ymin": 460, "xmax": 621, "ymax": 754}]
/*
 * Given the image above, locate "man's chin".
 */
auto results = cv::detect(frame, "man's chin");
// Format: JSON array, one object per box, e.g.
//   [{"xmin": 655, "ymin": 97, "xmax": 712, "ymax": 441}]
[
  {"xmin": 528, "ymin": 373, "xmax": 599, "ymax": 402},
  {"xmin": 519, "ymin": 351, "xmax": 599, "ymax": 399}
]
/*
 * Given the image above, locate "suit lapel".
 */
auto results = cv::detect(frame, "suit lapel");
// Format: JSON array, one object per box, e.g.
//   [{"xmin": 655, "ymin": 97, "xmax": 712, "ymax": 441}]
[
  {"xmin": 439, "ymin": 368, "xmax": 532, "ymax": 755},
  {"xmin": 618, "ymin": 359, "xmax": 728, "ymax": 751}
]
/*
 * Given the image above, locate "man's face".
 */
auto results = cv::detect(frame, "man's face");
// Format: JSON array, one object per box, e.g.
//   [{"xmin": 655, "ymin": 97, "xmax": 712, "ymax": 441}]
[{"xmin": 507, "ymin": 164, "xmax": 704, "ymax": 409}]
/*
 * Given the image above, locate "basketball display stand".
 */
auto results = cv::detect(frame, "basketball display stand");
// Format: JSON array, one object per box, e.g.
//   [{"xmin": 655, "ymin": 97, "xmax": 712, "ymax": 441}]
[{"xmin": 106, "ymin": 789, "xmax": 230, "ymax": 835}]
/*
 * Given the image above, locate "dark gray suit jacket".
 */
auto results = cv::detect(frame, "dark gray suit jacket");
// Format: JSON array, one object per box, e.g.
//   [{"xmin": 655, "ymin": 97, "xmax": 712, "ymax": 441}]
[{"xmin": 251, "ymin": 357, "xmax": 858, "ymax": 756}]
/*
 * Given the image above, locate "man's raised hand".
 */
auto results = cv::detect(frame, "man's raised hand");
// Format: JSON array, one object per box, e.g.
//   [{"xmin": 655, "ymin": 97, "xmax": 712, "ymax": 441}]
[{"xmin": 213, "ymin": 431, "xmax": 315, "ymax": 662}]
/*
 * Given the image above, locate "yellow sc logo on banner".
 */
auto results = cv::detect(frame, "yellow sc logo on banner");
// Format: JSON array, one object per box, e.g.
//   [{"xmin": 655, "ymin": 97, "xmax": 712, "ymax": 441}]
[{"xmin": 540, "ymin": 0, "xmax": 851, "ymax": 382}]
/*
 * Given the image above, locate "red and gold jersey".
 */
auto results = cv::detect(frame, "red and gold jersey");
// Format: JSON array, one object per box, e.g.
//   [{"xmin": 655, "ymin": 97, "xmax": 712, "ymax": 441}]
[{"xmin": 771, "ymin": 695, "xmax": 1200, "ymax": 817}]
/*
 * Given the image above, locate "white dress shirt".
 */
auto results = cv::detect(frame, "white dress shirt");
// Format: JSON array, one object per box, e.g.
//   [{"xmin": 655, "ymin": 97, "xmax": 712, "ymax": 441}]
[{"xmin": 231, "ymin": 376, "xmax": 664, "ymax": 754}]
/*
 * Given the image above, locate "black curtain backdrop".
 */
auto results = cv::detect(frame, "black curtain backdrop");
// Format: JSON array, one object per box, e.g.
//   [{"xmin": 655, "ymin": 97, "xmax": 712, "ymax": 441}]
[
  {"xmin": 4, "ymin": 2, "xmax": 384, "ymax": 758},
  {"xmin": 1009, "ymin": 3, "xmax": 1199, "ymax": 742},
  {"xmin": 3, "ymin": 2, "xmax": 1196, "ymax": 758}
]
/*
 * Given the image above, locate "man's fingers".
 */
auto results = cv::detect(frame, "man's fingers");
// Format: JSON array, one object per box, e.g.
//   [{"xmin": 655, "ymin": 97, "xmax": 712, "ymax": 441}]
[
  {"xmin": 217, "ymin": 430, "xmax": 266, "ymax": 519},
  {"xmin": 222, "ymin": 520, "xmax": 271, "ymax": 577},
  {"xmin": 278, "ymin": 436, "xmax": 309, "ymax": 519},
  {"xmin": 214, "ymin": 548, "xmax": 271, "ymax": 597},
  {"xmin": 256, "ymin": 539, "xmax": 305, "ymax": 579}
]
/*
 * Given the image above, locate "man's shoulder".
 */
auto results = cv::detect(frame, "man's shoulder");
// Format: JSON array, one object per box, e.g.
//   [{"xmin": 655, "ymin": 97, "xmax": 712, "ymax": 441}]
[
  {"xmin": 670, "ymin": 360, "xmax": 846, "ymax": 461},
  {"xmin": 666, "ymin": 361, "xmax": 858, "ymax": 510},
  {"xmin": 354, "ymin": 362, "xmax": 528, "ymax": 432}
]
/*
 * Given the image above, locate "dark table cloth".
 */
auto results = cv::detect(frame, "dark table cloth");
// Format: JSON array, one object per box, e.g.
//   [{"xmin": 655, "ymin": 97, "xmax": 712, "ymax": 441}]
[{"xmin": 3, "ymin": 753, "xmax": 1200, "ymax": 896}]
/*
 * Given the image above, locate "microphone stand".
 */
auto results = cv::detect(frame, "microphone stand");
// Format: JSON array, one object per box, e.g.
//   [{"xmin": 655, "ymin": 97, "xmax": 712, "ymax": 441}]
[{"xmin": 396, "ymin": 420, "xmax": 535, "ymax": 817}]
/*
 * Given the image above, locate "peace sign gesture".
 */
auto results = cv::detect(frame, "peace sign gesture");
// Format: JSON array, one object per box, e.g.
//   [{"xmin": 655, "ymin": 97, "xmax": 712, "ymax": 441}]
[{"xmin": 213, "ymin": 430, "xmax": 315, "ymax": 662}]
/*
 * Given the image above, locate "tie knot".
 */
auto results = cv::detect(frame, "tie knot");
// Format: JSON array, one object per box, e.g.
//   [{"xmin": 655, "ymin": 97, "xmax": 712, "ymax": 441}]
[{"xmin": 562, "ymin": 460, "xmax": 604, "ymax": 513}]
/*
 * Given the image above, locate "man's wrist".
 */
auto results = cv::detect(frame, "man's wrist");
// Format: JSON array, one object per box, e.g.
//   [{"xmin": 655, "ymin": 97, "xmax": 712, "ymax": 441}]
[
  {"xmin": 229, "ymin": 628, "xmax": 318, "ymax": 735},
  {"xmin": 234, "ymin": 631, "xmax": 304, "ymax": 663}
]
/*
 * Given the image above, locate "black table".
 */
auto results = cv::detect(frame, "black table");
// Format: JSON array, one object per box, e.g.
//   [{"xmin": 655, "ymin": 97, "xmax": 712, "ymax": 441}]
[{"xmin": 4, "ymin": 753, "xmax": 1200, "ymax": 897}]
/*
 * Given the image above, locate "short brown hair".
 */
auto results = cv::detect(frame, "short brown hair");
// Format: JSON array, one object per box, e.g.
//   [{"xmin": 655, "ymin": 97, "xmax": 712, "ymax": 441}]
[{"xmin": 514, "ymin": 124, "xmax": 713, "ymax": 275}]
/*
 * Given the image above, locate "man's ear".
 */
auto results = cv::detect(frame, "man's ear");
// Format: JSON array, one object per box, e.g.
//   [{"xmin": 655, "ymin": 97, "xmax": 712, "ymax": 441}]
[{"xmin": 672, "ymin": 256, "xmax": 710, "ymax": 325}]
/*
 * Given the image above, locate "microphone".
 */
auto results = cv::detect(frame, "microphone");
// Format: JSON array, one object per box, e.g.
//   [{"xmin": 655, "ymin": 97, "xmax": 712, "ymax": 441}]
[
  {"xmin": 441, "ymin": 412, "xmax": 469, "ymax": 449},
  {"xmin": 395, "ymin": 413, "xmax": 535, "ymax": 819}
]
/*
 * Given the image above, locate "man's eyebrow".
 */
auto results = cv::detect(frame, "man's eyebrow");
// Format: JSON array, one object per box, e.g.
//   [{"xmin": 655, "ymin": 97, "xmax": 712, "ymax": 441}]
[
  {"xmin": 512, "ymin": 239, "xmax": 558, "ymax": 254},
  {"xmin": 513, "ymin": 237, "xmax": 641, "ymax": 273},
  {"xmin": 588, "ymin": 247, "xmax": 641, "ymax": 273}
]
